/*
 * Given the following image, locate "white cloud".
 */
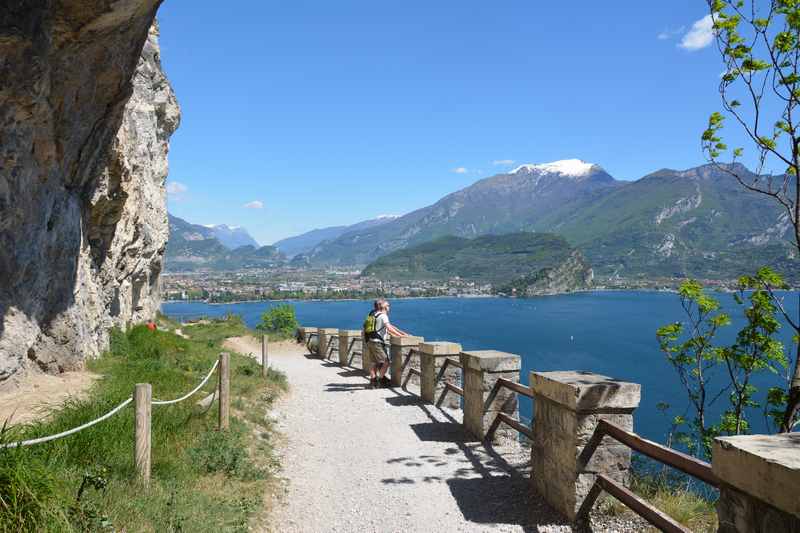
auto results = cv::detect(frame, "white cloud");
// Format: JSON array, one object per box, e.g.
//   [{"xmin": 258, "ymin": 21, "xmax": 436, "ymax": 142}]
[
  {"xmin": 451, "ymin": 167, "xmax": 468, "ymax": 174},
  {"xmin": 679, "ymin": 15, "xmax": 714, "ymax": 51},
  {"xmin": 657, "ymin": 26, "xmax": 685, "ymax": 41},
  {"xmin": 166, "ymin": 181, "xmax": 188, "ymax": 195},
  {"xmin": 492, "ymin": 159, "xmax": 515, "ymax": 166},
  {"xmin": 243, "ymin": 200, "xmax": 264, "ymax": 209}
]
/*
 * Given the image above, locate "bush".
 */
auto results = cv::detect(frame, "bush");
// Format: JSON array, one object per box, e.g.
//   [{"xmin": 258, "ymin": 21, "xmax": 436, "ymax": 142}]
[{"xmin": 256, "ymin": 305, "xmax": 299, "ymax": 340}]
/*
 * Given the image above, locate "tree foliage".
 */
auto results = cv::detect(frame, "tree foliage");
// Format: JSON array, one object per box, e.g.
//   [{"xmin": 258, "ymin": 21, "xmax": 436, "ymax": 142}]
[
  {"xmin": 702, "ymin": 0, "xmax": 800, "ymax": 432},
  {"xmin": 256, "ymin": 304, "xmax": 299, "ymax": 339},
  {"xmin": 657, "ymin": 272, "xmax": 792, "ymax": 458}
]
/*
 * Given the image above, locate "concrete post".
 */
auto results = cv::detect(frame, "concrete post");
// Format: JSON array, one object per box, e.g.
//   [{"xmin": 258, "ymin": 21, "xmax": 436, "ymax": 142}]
[
  {"xmin": 389, "ymin": 335, "xmax": 424, "ymax": 387},
  {"xmin": 318, "ymin": 328, "xmax": 338, "ymax": 359},
  {"xmin": 338, "ymin": 329, "xmax": 362, "ymax": 367},
  {"xmin": 460, "ymin": 350, "xmax": 521, "ymax": 441},
  {"xmin": 713, "ymin": 433, "xmax": 800, "ymax": 533},
  {"xmin": 419, "ymin": 341, "xmax": 462, "ymax": 406},
  {"xmin": 530, "ymin": 371, "xmax": 641, "ymax": 521}
]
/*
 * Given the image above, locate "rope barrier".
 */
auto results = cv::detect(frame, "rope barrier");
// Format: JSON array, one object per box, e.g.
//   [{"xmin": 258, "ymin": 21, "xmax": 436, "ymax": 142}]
[
  {"xmin": 1, "ymin": 358, "xmax": 220, "ymax": 449},
  {"xmin": 152, "ymin": 359, "xmax": 219, "ymax": 406},
  {"xmin": 1, "ymin": 397, "xmax": 133, "ymax": 449}
]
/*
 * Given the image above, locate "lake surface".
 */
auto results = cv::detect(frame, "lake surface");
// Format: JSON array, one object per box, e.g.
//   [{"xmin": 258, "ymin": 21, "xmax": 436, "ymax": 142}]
[{"xmin": 162, "ymin": 291, "xmax": 799, "ymax": 443}]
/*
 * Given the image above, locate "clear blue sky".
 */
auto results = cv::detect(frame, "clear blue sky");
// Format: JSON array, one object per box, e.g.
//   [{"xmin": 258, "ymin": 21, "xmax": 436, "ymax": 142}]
[{"xmin": 158, "ymin": 1, "xmax": 738, "ymax": 245}]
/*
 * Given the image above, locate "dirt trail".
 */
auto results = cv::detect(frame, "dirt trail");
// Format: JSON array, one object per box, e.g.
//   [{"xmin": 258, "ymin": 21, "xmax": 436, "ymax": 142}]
[
  {"xmin": 0, "ymin": 371, "xmax": 99, "ymax": 427},
  {"xmin": 224, "ymin": 335, "xmax": 588, "ymax": 532}
]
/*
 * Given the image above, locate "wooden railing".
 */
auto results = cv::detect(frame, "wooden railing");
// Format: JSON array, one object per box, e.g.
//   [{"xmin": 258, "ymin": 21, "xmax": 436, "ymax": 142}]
[
  {"xmin": 305, "ymin": 332, "xmax": 318, "ymax": 353},
  {"xmin": 484, "ymin": 377, "xmax": 533, "ymax": 440},
  {"xmin": 576, "ymin": 419, "xmax": 718, "ymax": 533},
  {"xmin": 434, "ymin": 358, "xmax": 464, "ymax": 406},
  {"xmin": 325, "ymin": 334, "xmax": 339, "ymax": 359},
  {"xmin": 400, "ymin": 349, "xmax": 421, "ymax": 388},
  {"xmin": 345, "ymin": 338, "xmax": 361, "ymax": 366}
]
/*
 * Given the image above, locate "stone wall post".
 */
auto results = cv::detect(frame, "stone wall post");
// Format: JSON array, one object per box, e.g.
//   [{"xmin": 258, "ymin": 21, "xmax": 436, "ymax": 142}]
[
  {"xmin": 460, "ymin": 350, "xmax": 520, "ymax": 441},
  {"xmin": 713, "ymin": 433, "xmax": 800, "ymax": 533},
  {"xmin": 389, "ymin": 335, "xmax": 424, "ymax": 387},
  {"xmin": 298, "ymin": 326, "xmax": 317, "ymax": 351},
  {"xmin": 318, "ymin": 328, "xmax": 337, "ymax": 359},
  {"xmin": 420, "ymin": 341, "xmax": 462, "ymax": 406},
  {"xmin": 530, "ymin": 371, "xmax": 640, "ymax": 521},
  {"xmin": 338, "ymin": 329, "xmax": 362, "ymax": 367}
]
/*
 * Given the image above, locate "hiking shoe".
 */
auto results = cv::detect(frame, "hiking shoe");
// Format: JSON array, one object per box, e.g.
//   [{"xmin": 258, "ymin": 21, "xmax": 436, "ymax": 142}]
[{"xmin": 379, "ymin": 376, "xmax": 391, "ymax": 388}]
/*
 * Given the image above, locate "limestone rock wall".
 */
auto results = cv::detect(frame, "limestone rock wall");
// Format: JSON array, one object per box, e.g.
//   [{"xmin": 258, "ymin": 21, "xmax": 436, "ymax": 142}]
[{"xmin": 0, "ymin": 2, "xmax": 179, "ymax": 387}]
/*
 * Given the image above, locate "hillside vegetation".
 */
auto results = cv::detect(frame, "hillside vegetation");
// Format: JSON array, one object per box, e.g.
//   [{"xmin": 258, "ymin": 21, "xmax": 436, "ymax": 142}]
[
  {"xmin": 362, "ymin": 232, "xmax": 593, "ymax": 294},
  {"xmin": 0, "ymin": 316, "xmax": 286, "ymax": 532}
]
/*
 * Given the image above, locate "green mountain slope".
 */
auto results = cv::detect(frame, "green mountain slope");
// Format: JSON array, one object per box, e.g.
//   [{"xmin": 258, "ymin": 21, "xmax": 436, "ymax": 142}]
[{"xmin": 362, "ymin": 232, "xmax": 593, "ymax": 294}]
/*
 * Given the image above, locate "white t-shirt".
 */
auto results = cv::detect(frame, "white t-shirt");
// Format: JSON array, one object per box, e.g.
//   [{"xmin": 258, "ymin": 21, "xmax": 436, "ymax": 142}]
[{"xmin": 374, "ymin": 311, "xmax": 390, "ymax": 343}]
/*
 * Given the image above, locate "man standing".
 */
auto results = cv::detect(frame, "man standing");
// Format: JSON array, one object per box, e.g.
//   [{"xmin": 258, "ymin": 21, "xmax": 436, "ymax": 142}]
[{"xmin": 367, "ymin": 299, "xmax": 410, "ymax": 388}]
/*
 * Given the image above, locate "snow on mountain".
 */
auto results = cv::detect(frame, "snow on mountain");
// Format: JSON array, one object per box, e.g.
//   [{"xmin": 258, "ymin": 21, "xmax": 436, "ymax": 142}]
[{"xmin": 510, "ymin": 159, "xmax": 599, "ymax": 178}]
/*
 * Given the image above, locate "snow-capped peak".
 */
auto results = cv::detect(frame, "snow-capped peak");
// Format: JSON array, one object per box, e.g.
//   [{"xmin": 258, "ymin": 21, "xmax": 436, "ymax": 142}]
[{"xmin": 510, "ymin": 159, "xmax": 598, "ymax": 178}]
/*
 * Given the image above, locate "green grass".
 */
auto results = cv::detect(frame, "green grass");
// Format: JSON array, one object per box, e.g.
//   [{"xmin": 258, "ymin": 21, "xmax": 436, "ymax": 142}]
[
  {"xmin": 601, "ymin": 456, "xmax": 718, "ymax": 532},
  {"xmin": 0, "ymin": 315, "xmax": 287, "ymax": 532}
]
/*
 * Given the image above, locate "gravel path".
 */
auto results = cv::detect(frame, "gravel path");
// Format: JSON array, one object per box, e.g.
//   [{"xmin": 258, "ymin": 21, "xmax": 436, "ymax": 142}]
[{"xmin": 226, "ymin": 338, "xmax": 642, "ymax": 533}]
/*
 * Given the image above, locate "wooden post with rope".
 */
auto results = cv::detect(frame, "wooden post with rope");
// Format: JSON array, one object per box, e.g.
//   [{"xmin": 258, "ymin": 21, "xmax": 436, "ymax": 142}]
[
  {"xmin": 262, "ymin": 335, "xmax": 268, "ymax": 378},
  {"xmin": 219, "ymin": 352, "xmax": 230, "ymax": 430},
  {"xmin": 134, "ymin": 383, "xmax": 152, "ymax": 484}
]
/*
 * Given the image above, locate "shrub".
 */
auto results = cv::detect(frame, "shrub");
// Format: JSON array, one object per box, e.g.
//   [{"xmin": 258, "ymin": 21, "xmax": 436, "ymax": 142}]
[{"xmin": 256, "ymin": 305, "xmax": 299, "ymax": 340}]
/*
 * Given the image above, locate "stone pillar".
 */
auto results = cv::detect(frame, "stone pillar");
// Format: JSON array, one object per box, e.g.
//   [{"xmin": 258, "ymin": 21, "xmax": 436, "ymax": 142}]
[
  {"xmin": 318, "ymin": 328, "xmax": 337, "ymax": 359},
  {"xmin": 338, "ymin": 329, "xmax": 362, "ymax": 367},
  {"xmin": 298, "ymin": 326, "xmax": 314, "ymax": 344},
  {"xmin": 419, "ymin": 341, "xmax": 462, "ymax": 406},
  {"xmin": 713, "ymin": 433, "xmax": 800, "ymax": 533},
  {"xmin": 460, "ymin": 350, "xmax": 520, "ymax": 441},
  {"xmin": 389, "ymin": 335, "xmax": 424, "ymax": 387},
  {"xmin": 530, "ymin": 371, "xmax": 641, "ymax": 521}
]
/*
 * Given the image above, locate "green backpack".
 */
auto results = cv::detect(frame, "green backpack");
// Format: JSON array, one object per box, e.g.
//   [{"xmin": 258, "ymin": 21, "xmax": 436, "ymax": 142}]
[{"xmin": 363, "ymin": 310, "xmax": 379, "ymax": 340}]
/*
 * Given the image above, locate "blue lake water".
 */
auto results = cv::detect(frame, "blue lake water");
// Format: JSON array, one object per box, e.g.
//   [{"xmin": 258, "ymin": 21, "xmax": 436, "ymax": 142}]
[{"xmin": 162, "ymin": 291, "xmax": 799, "ymax": 444}]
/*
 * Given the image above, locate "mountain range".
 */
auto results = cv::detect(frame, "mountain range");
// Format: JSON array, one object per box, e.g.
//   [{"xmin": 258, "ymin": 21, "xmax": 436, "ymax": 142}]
[
  {"xmin": 304, "ymin": 160, "xmax": 796, "ymax": 282},
  {"xmin": 273, "ymin": 215, "xmax": 400, "ymax": 258},
  {"xmin": 206, "ymin": 224, "xmax": 259, "ymax": 249},
  {"xmin": 165, "ymin": 215, "xmax": 282, "ymax": 271}
]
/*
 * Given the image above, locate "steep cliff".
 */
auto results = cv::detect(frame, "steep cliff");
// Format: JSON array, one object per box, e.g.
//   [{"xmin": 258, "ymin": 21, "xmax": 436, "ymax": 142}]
[
  {"xmin": 0, "ymin": 3, "xmax": 178, "ymax": 387},
  {"xmin": 498, "ymin": 250, "xmax": 594, "ymax": 297}
]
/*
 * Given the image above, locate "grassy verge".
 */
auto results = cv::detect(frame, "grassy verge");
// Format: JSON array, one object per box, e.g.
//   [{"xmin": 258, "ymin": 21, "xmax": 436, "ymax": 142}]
[
  {"xmin": 0, "ymin": 315, "xmax": 287, "ymax": 532},
  {"xmin": 601, "ymin": 455, "xmax": 718, "ymax": 532}
]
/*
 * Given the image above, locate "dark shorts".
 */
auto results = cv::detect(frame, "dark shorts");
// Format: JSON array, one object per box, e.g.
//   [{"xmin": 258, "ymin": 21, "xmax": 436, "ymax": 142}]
[{"xmin": 368, "ymin": 341, "xmax": 390, "ymax": 365}]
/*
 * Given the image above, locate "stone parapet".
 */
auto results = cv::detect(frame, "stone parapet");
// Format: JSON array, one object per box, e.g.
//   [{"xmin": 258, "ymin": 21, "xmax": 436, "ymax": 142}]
[
  {"xmin": 318, "ymin": 328, "xmax": 338, "ymax": 360},
  {"xmin": 460, "ymin": 350, "xmax": 521, "ymax": 442},
  {"xmin": 530, "ymin": 371, "xmax": 640, "ymax": 521},
  {"xmin": 298, "ymin": 326, "xmax": 318, "ymax": 354},
  {"xmin": 713, "ymin": 433, "xmax": 800, "ymax": 533},
  {"xmin": 419, "ymin": 342, "xmax": 462, "ymax": 407},
  {"xmin": 338, "ymin": 329, "xmax": 362, "ymax": 367},
  {"xmin": 389, "ymin": 336, "xmax": 424, "ymax": 387}
]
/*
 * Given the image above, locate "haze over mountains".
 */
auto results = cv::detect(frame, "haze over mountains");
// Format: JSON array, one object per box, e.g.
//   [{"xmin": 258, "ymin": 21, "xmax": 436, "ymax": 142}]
[{"xmin": 273, "ymin": 215, "xmax": 399, "ymax": 258}]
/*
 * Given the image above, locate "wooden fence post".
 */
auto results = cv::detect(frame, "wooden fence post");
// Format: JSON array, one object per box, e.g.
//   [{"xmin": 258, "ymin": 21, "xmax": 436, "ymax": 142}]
[
  {"xmin": 134, "ymin": 383, "xmax": 151, "ymax": 484},
  {"xmin": 219, "ymin": 352, "xmax": 230, "ymax": 430},
  {"xmin": 261, "ymin": 335, "xmax": 268, "ymax": 378}
]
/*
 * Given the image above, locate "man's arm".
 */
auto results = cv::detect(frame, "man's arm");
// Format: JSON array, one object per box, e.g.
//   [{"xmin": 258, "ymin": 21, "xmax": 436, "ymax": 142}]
[{"xmin": 386, "ymin": 323, "xmax": 407, "ymax": 337}]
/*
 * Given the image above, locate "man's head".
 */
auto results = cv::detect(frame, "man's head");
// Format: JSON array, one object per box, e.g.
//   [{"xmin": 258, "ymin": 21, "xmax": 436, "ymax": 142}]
[
  {"xmin": 373, "ymin": 299, "xmax": 382, "ymax": 311},
  {"xmin": 381, "ymin": 299, "xmax": 391, "ymax": 313}
]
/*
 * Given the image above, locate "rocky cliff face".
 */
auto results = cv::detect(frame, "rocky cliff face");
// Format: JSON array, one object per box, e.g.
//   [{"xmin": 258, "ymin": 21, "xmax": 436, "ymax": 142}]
[{"xmin": 0, "ymin": 2, "xmax": 178, "ymax": 387}]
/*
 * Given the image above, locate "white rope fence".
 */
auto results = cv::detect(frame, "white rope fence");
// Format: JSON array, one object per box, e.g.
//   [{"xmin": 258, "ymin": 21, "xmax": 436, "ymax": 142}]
[
  {"xmin": 1, "ymin": 397, "xmax": 133, "ymax": 449},
  {"xmin": 1, "ymin": 358, "xmax": 222, "ymax": 451},
  {"xmin": 152, "ymin": 359, "xmax": 219, "ymax": 406}
]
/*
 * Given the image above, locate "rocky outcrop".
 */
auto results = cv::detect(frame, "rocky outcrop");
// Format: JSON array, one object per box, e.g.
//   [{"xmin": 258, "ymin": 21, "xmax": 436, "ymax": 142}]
[
  {"xmin": 0, "ymin": 3, "xmax": 178, "ymax": 387},
  {"xmin": 512, "ymin": 250, "xmax": 594, "ymax": 297}
]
